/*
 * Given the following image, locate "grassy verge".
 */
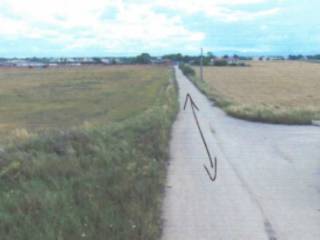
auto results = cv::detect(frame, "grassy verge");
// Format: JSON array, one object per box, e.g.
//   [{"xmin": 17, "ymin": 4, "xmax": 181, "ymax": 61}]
[
  {"xmin": 180, "ymin": 63, "xmax": 320, "ymax": 125},
  {"xmin": 0, "ymin": 67, "xmax": 178, "ymax": 240}
]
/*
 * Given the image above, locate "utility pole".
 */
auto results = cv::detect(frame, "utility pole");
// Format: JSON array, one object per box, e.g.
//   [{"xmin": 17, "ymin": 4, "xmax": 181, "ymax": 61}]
[{"xmin": 200, "ymin": 48, "xmax": 204, "ymax": 81}]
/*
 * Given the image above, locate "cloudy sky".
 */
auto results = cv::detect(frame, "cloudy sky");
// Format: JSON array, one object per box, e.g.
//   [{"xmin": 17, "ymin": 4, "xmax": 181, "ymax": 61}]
[{"xmin": 0, "ymin": 0, "xmax": 319, "ymax": 57}]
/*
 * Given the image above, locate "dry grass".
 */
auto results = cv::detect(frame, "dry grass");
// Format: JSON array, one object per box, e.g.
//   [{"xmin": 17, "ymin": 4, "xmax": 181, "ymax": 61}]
[
  {"xmin": 194, "ymin": 61, "xmax": 320, "ymax": 124},
  {"xmin": 0, "ymin": 65, "xmax": 168, "ymax": 143}
]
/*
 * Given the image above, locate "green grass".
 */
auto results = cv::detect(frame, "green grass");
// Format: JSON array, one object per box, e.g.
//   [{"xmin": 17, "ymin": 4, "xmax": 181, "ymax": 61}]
[{"xmin": 0, "ymin": 66, "xmax": 178, "ymax": 240}]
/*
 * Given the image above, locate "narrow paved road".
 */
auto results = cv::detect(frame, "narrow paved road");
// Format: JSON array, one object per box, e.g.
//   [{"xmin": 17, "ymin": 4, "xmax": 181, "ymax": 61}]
[{"xmin": 162, "ymin": 66, "xmax": 320, "ymax": 240}]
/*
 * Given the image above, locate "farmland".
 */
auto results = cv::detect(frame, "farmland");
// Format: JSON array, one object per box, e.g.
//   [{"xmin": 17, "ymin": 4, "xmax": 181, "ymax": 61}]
[
  {"xmin": 192, "ymin": 61, "xmax": 320, "ymax": 124},
  {"xmin": 0, "ymin": 65, "xmax": 178, "ymax": 239},
  {"xmin": 0, "ymin": 66, "xmax": 172, "ymax": 144}
]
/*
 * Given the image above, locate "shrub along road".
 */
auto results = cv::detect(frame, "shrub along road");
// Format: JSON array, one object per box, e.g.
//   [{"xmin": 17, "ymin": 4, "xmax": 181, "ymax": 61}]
[{"xmin": 162, "ymin": 66, "xmax": 320, "ymax": 240}]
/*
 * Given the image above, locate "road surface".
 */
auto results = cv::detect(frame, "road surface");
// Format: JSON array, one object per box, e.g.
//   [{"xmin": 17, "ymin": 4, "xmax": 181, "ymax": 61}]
[{"xmin": 162, "ymin": 66, "xmax": 320, "ymax": 240}]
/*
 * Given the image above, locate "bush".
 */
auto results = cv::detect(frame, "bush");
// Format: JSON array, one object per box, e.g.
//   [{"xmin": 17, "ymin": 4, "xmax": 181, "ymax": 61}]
[
  {"xmin": 179, "ymin": 63, "xmax": 195, "ymax": 76},
  {"xmin": 213, "ymin": 59, "xmax": 228, "ymax": 66}
]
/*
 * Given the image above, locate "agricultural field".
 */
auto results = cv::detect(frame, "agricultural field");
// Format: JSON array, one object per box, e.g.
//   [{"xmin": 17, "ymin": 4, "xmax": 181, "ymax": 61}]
[
  {"xmin": 0, "ymin": 65, "xmax": 178, "ymax": 240},
  {"xmin": 192, "ymin": 61, "xmax": 320, "ymax": 124},
  {"xmin": 0, "ymin": 65, "xmax": 171, "ymax": 144}
]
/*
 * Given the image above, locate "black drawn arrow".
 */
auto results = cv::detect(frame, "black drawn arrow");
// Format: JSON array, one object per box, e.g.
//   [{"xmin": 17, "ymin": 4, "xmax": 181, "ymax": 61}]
[{"xmin": 184, "ymin": 93, "xmax": 217, "ymax": 182}]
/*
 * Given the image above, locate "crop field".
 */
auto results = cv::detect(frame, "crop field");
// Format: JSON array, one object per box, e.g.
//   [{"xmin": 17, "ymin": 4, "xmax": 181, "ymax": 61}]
[
  {"xmin": 0, "ymin": 65, "xmax": 178, "ymax": 240},
  {"xmin": 193, "ymin": 61, "xmax": 320, "ymax": 124},
  {"xmin": 0, "ymin": 65, "xmax": 171, "ymax": 144}
]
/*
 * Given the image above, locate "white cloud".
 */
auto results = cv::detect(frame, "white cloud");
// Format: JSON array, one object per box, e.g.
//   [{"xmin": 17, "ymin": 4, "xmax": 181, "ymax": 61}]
[
  {"xmin": 0, "ymin": 0, "xmax": 206, "ymax": 54},
  {"xmin": 207, "ymin": 46, "xmax": 272, "ymax": 53},
  {"xmin": 150, "ymin": 0, "xmax": 279, "ymax": 22},
  {"xmin": 0, "ymin": 0, "xmax": 280, "ymax": 55},
  {"xmin": 217, "ymin": 7, "xmax": 280, "ymax": 22}
]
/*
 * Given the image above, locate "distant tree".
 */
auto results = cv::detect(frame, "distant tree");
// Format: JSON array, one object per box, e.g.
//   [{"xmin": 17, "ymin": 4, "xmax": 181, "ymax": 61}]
[
  {"xmin": 135, "ymin": 53, "xmax": 152, "ymax": 64},
  {"xmin": 162, "ymin": 53, "xmax": 183, "ymax": 62},
  {"xmin": 179, "ymin": 63, "xmax": 195, "ymax": 76},
  {"xmin": 207, "ymin": 52, "xmax": 215, "ymax": 58},
  {"xmin": 223, "ymin": 54, "xmax": 229, "ymax": 59},
  {"xmin": 239, "ymin": 56, "xmax": 252, "ymax": 61},
  {"xmin": 93, "ymin": 57, "xmax": 102, "ymax": 64},
  {"xmin": 307, "ymin": 54, "xmax": 320, "ymax": 60},
  {"xmin": 214, "ymin": 59, "xmax": 228, "ymax": 66},
  {"xmin": 203, "ymin": 57, "xmax": 211, "ymax": 66},
  {"xmin": 182, "ymin": 55, "xmax": 192, "ymax": 63},
  {"xmin": 288, "ymin": 54, "xmax": 304, "ymax": 60}
]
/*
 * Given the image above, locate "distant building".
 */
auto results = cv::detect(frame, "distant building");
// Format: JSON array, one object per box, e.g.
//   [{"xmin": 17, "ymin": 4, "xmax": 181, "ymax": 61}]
[
  {"xmin": 113, "ymin": 58, "xmax": 123, "ymax": 64},
  {"xmin": 151, "ymin": 58, "xmax": 166, "ymax": 64},
  {"xmin": 81, "ymin": 58, "xmax": 94, "ymax": 64},
  {"xmin": 67, "ymin": 63, "xmax": 82, "ymax": 67},
  {"xmin": 14, "ymin": 61, "xmax": 47, "ymax": 68},
  {"xmin": 101, "ymin": 58, "xmax": 111, "ymax": 65},
  {"xmin": 269, "ymin": 56, "xmax": 285, "ymax": 61},
  {"xmin": 226, "ymin": 57, "xmax": 239, "ymax": 64}
]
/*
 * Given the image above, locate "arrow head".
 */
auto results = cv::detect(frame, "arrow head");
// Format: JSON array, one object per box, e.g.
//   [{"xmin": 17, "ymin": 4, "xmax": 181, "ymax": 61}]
[
  {"xmin": 203, "ymin": 157, "xmax": 217, "ymax": 182},
  {"xmin": 184, "ymin": 93, "xmax": 199, "ymax": 111}
]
